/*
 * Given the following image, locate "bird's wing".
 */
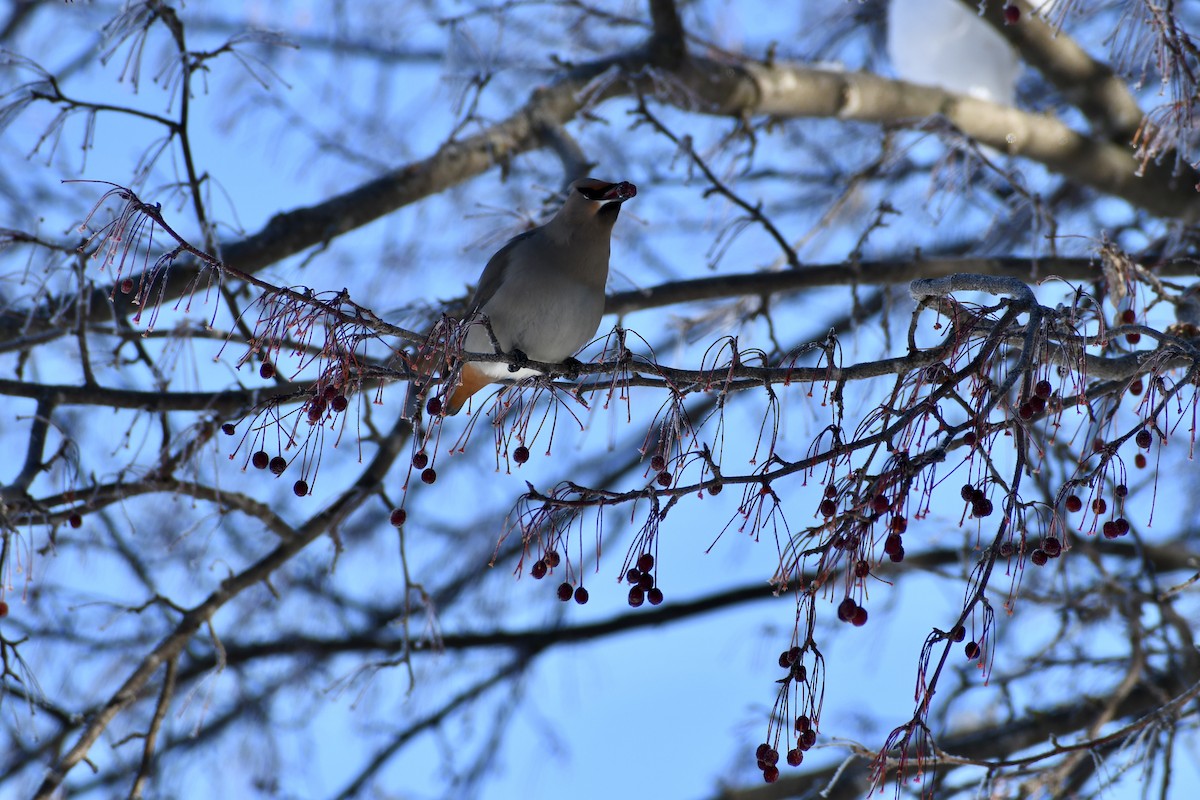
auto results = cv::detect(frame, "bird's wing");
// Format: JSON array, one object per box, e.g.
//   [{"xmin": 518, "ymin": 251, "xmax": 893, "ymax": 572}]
[{"xmin": 469, "ymin": 229, "xmax": 537, "ymax": 313}]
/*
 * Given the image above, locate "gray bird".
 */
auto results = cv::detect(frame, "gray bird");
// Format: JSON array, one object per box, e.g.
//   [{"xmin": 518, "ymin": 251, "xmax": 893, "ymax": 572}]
[{"xmin": 446, "ymin": 177, "xmax": 637, "ymax": 415}]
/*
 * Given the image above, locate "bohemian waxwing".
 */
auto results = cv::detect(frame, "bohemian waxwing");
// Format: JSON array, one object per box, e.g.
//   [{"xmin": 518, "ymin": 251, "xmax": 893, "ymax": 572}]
[{"xmin": 445, "ymin": 177, "xmax": 637, "ymax": 415}]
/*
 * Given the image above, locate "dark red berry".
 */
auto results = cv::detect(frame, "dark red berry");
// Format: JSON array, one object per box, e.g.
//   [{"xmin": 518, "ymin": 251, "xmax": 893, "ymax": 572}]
[
  {"xmin": 973, "ymin": 498, "xmax": 994, "ymax": 517},
  {"xmin": 889, "ymin": 515, "xmax": 907, "ymax": 533},
  {"xmin": 1029, "ymin": 396, "xmax": 1046, "ymax": 414},
  {"xmin": 1121, "ymin": 308, "xmax": 1137, "ymax": 324},
  {"xmin": 965, "ymin": 641, "xmax": 981, "ymax": 659},
  {"xmin": 647, "ymin": 587, "xmax": 664, "ymax": 605},
  {"xmin": 1042, "ymin": 537, "xmax": 1062, "ymax": 557},
  {"xmin": 799, "ymin": 729, "xmax": 817, "ymax": 749},
  {"xmin": 1065, "ymin": 495, "xmax": 1083, "ymax": 513},
  {"xmin": 259, "ymin": 361, "xmax": 275, "ymax": 379},
  {"xmin": 68, "ymin": 513, "xmax": 82, "ymax": 529},
  {"xmin": 628, "ymin": 587, "xmax": 645, "ymax": 607},
  {"xmin": 574, "ymin": 586, "xmax": 588, "ymax": 604},
  {"xmin": 819, "ymin": 499, "xmax": 838, "ymax": 517},
  {"xmin": 221, "ymin": 423, "xmax": 236, "ymax": 436},
  {"xmin": 556, "ymin": 582, "xmax": 573, "ymax": 601},
  {"xmin": 837, "ymin": 597, "xmax": 857, "ymax": 622},
  {"xmin": 650, "ymin": 454, "xmax": 666, "ymax": 472},
  {"xmin": 513, "ymin": 446, "xmax": 530, "ymax": 464},
  {"xmin": 252, "ymin": 450, "xmax": 269, "ymax": 470},
  {"xmin": 0, "ymin": 601, "xmax": 8, "ymax": 617},
  {"xmin": 120, "ymin": 278, "xmax": 135, "ymax": 293},
  {"xmin": 755, "ymin": 743, "xmax": 771, "ymax": 761},
  {"xmin": 531, "ymin": 560, "xmax": 548, "ymax": 579},
  {"xmin": 1034, "ymin": 379, "xmax": 1052, "ymax": 399},
  {"xmin": 1092, "ymin": 498, "xmax": 1107, "ymax": 514},
  {"xmin": 854, "ymin": 560, "xmax": 869, "ymax": 578},
  {"xmin": 426, "ymin": 397, "xmax": 443, "ymax": 416},
  {"xmin": 636, "ymin": 573, "xmax": 654, "ymax": 592},
  {"xmin": 998, "ymin": 541, "xmax": 1015, "ymax": 558},
  {"xmin": 786, "ymin": 749, "xmax": 802, "ymax": 767},
  {"xmin": 763, "ymin": 765, "xmax": 779, "ymax": 783},
  {"xmin": 707, "ymin": 483, "xmax": 723, "ymax": 495},
  {"xmin": 1003, "ymin": 4, "xmax": 1019, "ymax": 24},
  {"xmin": 331, "ymin": 394, "xmax": 349, "ymax": 412},
  {"xmin": 794, "ymin": 715, "xmax": 811, "ymax": 732},
  {"xmin": 851, "ymin": 607, "xmax": 868, "ymax": 626},
  {"xmin": 293, "ymin": 480, "xmax": 309, "ymax": 496},
  {"xmin": 950, "ymin": 624, "xmax": 966, "ymax": 642},
  {"xmin": 656, "ymin": 471, "xmax": 672, "ymax": 487},
  {"xmin": 1115, "ymin": 517, "xmax": 1130, "ymax": 535},
  {"xmin": 791, "ymin": 662, "xmax": 808, "ymax": 681},
  {"xmin": 545, "ymin": 551, "xmax": 561, "ymax": 568},
  {"xmin": 1126, "ymin": 332, "xmax": 1141, "ymax": 345},
  {"xmin": 1102, "ymin": 521, "xmax": 1119, "ymax": 539},
  {"xmin": 889, "ymin": 547, "xmax": 905, "ymax": 563},
  {"xmin": 1136, "ymin": 430, "xmax": 1153, "ymax": 449},
  {"xmin": 307, "ymin": 402, "xmax": 325, "ymax": 423},
  {"xmin": 421, "ymin": 467, "xmax": 437, "ymax": 484},
  {"xmin": 390, "ymin": 508, "xmax": 406, "ymax": 527},
  {"xmin": 824, "ymin": 484, "xmax": 838, "ymax": 498},
  {"xmin": 763, "ymin": 748, "xmax": 779, "ymax": 766},
  {"xmin": 884, "ymin": 534, "xmax": 903, "ymax": 556},
  {"xmin": 960, "ymin": 484, "xmax": 975, "ymax": 501},
  {"xmin": 412, "ymin": 451, "xmax": 429, "ymax": 469},
  {"xmin": 269, "ymin": 456, "xmax": 287, "ymax": 476},
  {"xmin": 1129, "ymin": 379, "xmax": 1144, "ymax": 396},
  {"xmin": 1115, "ymin": 484, "xmax": 1128, "ymax": 498},
  {"xmin": 871, "ymin": 494, "xmax": 890, "ymax": 513},
  {"xmin": 625, "ymin": 568, "xmax": 640, "ymax": 584},
  {"xmin": 778, "ymin": 651, "xmax": 792, "ymax": 669},
  {"xmin": 963, "ymin": 432, "xmax": 977, "ymax": 446},
  {"xmin": 1018, "ymin": 402, "xmax": 1034, "ymax": 420},
  {"xmin": 1134, "ymin": 453, "xmax": 1147, "ymax": 468},
  {"xmin": 637, "ymin": 553, "xmax": 655, "ymax": 572},
  {"xmin": 1031, "ymin": 549, "xmax": 1049, "ymax": 566}
]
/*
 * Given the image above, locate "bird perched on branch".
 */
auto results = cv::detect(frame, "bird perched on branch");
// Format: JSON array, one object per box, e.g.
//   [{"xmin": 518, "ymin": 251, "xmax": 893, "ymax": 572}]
[{"xmin": 444, "ymin": 177, "xmax": 637, "ymax": 415}]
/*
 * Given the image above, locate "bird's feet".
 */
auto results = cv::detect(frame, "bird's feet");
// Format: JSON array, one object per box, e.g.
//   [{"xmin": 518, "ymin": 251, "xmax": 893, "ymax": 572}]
[{"xmin": 507, "ymin": 348, "xmax": 530, "ymax": 373}]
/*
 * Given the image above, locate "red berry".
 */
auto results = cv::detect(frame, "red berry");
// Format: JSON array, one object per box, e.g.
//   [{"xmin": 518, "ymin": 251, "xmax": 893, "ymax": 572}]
[
  {"xmin": 1092, "ymin": 498, "xmax": 1107, "ymax": 514},
  {"xmin": 637, "ymin": 553, "xmax": 655, "ymax": 572},
  {"xmin": 545, "ymin": 551, "xmax": 561, "ymax": 568},
  {"xmin": 950, "ymin": 624, "xmax": 966, "ymax": 642},
  {"xmin": 998, "ymin": 541, "xmax": 1015, "ymax": 558},
  {"xmin": 120, "ymin": 278, "xmax": 135, "ymax": 293},
  {"xmin": 656, "ymin": 471, "xmax": 672, "ymax": 487},
  {"xmin": 1115, "ymin": 517, "xmax": 1130, "ymax": 535},
  {"xmin": 819, "ymin": 499, "xmax": 838, "ymax": 517},
  {"xmin": 412, "ymin": 451, "xmax": 429, "ymax": 469},
  {"xmin": 1003, "ymin": 4, "xmax": 1019, "ymax": 24},
  {"xmin": 763, "ymin": 748, "xmax": 779, "ymax": 766},
  {"xmin": 707, "ymin": 483, "xmax": 723, "ymax": 496},
  {"xmin": 1018, "ymin": 402, "xmax": 1034, "ymax": 420},
  {"xmin": 794, "ymin": 715, "xmax": 811, "ymax": 732},
  {"xmin": 513, "ymin": 445, "xmax": 530, "ymax": 464},
  {"xmin": 837, "ymin": 597, "xmax": 857, "ymax": 622},
  {"xmin": 1034, "ymin": 379, "xmax": 1052, "ymax": 398},
  {"xmin": 1134, "ymin": 453, "xmax": 1147, "ymax": 468},
  {"xmin": 628, "ymin": 587, "xmax": 645, "ymax": 607},
  {"xmin": 1065, "ymin": 495, "xmax": 1082, "ymax": 513},
  {"xmin": 556, "ymin": 582, "xmax": 573, "ymax": 602},
  {"xmin": 259, "ymin": 361, "xmax": 275, "ymax": 379},
  {"xmin": 824, "ymin": 484, "xmax": 838, "ymax": 498},
  {"xmin": 883, "ymin": 534, "xmax": 903, "ymax": 556},
  {"xmin": 625, "ymin": 568, "xmax": 640, "ymax": 583},
  {"xmin": 252, "ymin": 450, "xmax": 269, "ymax": 470},
  {"xmin": 763, "ymin": 765, "xmax": 779, "ymax": 783},
  {"xmin": 889, "ymin": 515, "xmax": 907, "ymax": 533},
  {"xmin": 1129, "ymin": 379, "xmax": 1144, "ymax": 395},
  {"xmin": 331, "ymin": 394, "xmax": 349, "ymax": 412},
  {"xmin": 1031, "ymin": 549, "xmax": 1048, "ymax": 566},
  {"xmin": 889, "ymin": 546, "xmax": 905, "ymax": 562},
  {"xmin": 854, "ymin": 560, "xmax": 870, "ymax": 578},
  {"xmin": 647, "ymin": 587, "xmax": 664, "ymax": 605},
  {"xmin": 221, "ymin": 423, "xmax": 236, "ymax": 436},
  {"xmin": 1121, "ymin": 308, "xmax": 1137, "ymax": 324},
  {"xmin": 1136, "ymin": 430, "xmax": 1153, "ymax": 449},
  {"xmin": 973, "ymin": 498, "xmax": 994, "ymax": 517},
  {"xmin": 573, "ymin": 586, "xmax": 589, "ymax": 604},
  {"xmin": 851, "ymin": 607, "xmax": 868, "ymax": 626},
  {"xmin": 636, "ymin": 572, "xmax": 654, "ymax": 591},
  {"xmin": 1041, "ymin": 537, "xmax": 1062, "ymax": 557},
  {"xmin": 68, "ymin": 513, "xmax": 82, "ymax": 529},
  {"xmin": 786, "ymin": 749, "xmax": 802, "ymax": 767},
  {"xmin": 799, "ymin": 729, "xmax": 817, "ymax": 749},
  {"xmin": 1115, "ymin": 484, "xmax": 1128, "ymax": 498},
  {"xmin": 1029, "ymin": 396, "xmax": 1046, "ymax": 414},
  {"xmin": 965, "ymin": 641, "xmax": 981, "ymax": 660},
  {"xmin": 960, "ymin": 484, "xmax": 975, "ymax": 501},
  {"xmin": 421, "ymin": 467, "xmax": 437, "ymax": 484},
  {"xmin": 1126, "ymin": 332, "xmax": 1141, "ymax": 345},
  {"xmin": 0, "ymin": 600, "xmax": 7, "ymax": 617},
  {"xmin": 791, "ymin": 662, "xmax": 808, "ymax": 681},
  {"xmin": 755, "ymin": 743, "xmax": 771, "ymax": 761},
  {"xmin": 307, "ymin": 402, "xmax": 325, "ymax": 423},
  {"xmin": 1102, "ymin": 521, "xmax": 1119, "ymax": 539},
  {"xmin": 871, "ymin": 494, "xmax": 890, "ymax": 513},
  {"xmin": 531, "ymin": 560, "xmax": 548, "ymax": 579},
  {"xmin": 426, "ymin": 397, "xmax": 443, "ymax": 416},
  {"xmin": 390, "ymin": 508, "xmax": 406, "ymax": 527},
  {"xmin": 650, "ymin": 454, "xmax": 666, "ymax": 472},
  {"xmin": 269, "ymin": 456, "xmax": 287, "ymax": 476}
]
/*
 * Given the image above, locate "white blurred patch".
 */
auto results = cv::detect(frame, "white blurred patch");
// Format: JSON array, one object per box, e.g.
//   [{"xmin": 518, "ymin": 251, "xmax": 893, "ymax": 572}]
[{"xmin": 886, "ymin": 0, "xmax": 1020, "ymax": 105}]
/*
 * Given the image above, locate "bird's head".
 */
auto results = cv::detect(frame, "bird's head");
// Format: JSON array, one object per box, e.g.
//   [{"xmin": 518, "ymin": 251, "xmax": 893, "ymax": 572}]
[{"xmin": 563, "ymin": 178, "xmax": 637, "ymax": 226}]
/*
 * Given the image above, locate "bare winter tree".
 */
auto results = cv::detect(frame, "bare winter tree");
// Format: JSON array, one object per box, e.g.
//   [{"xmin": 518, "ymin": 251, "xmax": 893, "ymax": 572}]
[{"xmin": 1, "ymin": 1, "xmax": 1198, "ymax": 798}]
